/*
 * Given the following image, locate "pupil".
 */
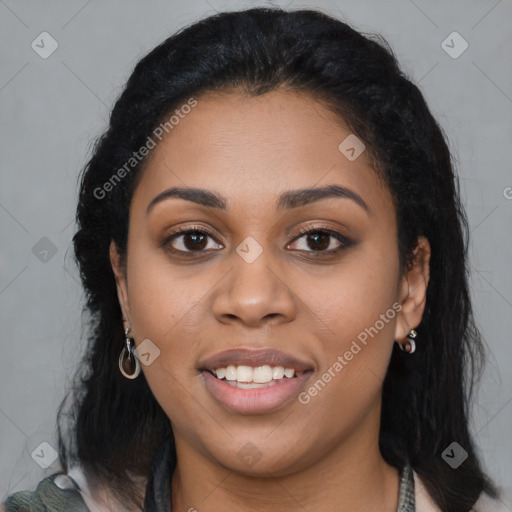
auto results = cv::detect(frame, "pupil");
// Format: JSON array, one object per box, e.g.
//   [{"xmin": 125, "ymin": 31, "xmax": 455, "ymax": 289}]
[
  {"xmin": 308, "ymin": 233, "xmax": 329, "ymax": 251},
  {"xmin": 185, "ymin": 233, "xmax": 207, "ymax": 250}
]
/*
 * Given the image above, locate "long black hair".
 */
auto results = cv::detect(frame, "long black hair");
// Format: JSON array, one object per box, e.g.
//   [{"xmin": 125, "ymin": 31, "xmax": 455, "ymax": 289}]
[{"xmin": 56, "ymin": 7, "xmax": 499, "ymax": 511}]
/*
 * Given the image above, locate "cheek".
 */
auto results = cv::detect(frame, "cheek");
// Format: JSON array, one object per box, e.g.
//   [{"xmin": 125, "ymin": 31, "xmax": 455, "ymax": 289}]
[
  {"xmin": 124, "ymin": 244, "xmax": 212, "ymax": 384},
  {"xmin": 126, "ymin": 231, "xmax": 208, "ymax": 335},
  {"xmin": 308, "ymin": 242, "xmax": 398, "ymax": 338},
  {"xmin": 303, "ymin": 247, "xmax": 400, "ymax": 402},
  {"xmin": 125, "ymin": 260, "xmax": 207, "ymax": 421}
]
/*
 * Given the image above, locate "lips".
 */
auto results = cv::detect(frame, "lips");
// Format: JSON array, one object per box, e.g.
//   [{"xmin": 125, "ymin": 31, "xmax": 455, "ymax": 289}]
[
  {"xmin": 198, "ymin": 348, "xmax": 315, "ymax": 414},
  {"xmin": 198, "ymin": 348, "xmax": 314, "ymax": 373},
  {"xmin": 201, "ymin": 369, "xmax": 313, "ymax": 414}
]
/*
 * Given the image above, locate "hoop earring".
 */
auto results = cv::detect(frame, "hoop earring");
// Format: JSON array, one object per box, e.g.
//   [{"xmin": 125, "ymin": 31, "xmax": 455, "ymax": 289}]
[
  {"xmin": 398, "ymin": 328, "xmax": 417, "ymax": 354},
  {"xmin": 119, "ymin": 327, "xmax": 141, "ymax": 379}
]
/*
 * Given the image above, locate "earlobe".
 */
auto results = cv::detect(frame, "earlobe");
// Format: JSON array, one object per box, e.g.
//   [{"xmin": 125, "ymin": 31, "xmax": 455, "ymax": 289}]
[
  {"xmin": 394, "ymin": 236, "xmax": 431, "ymax": 343},
  {"xmin": 109, "ymin": 240, "xmax": 130, "ymax": 324}
]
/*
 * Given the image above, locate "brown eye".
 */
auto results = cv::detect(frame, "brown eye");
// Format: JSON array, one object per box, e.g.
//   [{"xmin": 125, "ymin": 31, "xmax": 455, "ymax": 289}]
[
  {"xmin": 288, "ymin": 226, "xmax": 352, "ymax": 255},
  {"xmin": 180, "ymin": 232, "xmax": 208, "ymax": 251},
  {"xmin": 162, "ymin": 226, "xmax": 223, "ymax": 255}
]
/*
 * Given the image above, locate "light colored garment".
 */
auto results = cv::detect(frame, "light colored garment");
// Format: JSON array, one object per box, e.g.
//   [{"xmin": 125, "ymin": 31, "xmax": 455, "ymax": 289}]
[
  {"xmin": 67, "ymin": 465, "xmax": 131, "ymax": 511},
  {"xmin": 413, "ymin": 472, "xmax": 441, "ymax": 511}
]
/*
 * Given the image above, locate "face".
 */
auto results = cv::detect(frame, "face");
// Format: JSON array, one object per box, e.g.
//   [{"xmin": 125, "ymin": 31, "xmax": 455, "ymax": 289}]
[{"xmin": 111, "ymin": 89, "xmax": 430, "ymax": 477}]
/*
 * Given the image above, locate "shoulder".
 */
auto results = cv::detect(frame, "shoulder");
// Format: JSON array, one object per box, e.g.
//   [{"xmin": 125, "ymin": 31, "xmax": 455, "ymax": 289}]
[
  {"xmin": 413, "ymin": 470, "xmax": 442, "ymax": 512},
  {"xmin": 471, "ymin": 492, "xmax": 512, "ymax": 512},
  {"xmin": 1, "ymin": 472, "xmax": 90, "ymax": 512},
  {"xmin": 413, "ymin": 470, "xmax": 511, "ymax": 512}
]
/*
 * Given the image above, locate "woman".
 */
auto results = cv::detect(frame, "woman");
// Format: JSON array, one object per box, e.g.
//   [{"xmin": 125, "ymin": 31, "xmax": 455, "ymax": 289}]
[{"xmin": 2, "ymin": 6, "xmax": 507, "ymax": 512}]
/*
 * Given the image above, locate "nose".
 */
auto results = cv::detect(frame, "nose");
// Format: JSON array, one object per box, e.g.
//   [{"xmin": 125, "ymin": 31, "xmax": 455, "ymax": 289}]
[{"xmin": 212, "ymin": 246, "xmax": 297, "ymax": 328}]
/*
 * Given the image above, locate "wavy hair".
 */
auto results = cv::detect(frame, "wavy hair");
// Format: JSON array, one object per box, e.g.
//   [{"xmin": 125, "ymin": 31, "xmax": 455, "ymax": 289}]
[{"xmin": 56, "ymin": 7, "xmax": 498, "ymax": 511}]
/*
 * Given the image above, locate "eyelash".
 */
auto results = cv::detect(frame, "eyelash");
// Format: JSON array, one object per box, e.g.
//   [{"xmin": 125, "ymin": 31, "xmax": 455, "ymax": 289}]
[{"xmin": 161, "ymin": 224, "xmax": 352, "ymax": 258}]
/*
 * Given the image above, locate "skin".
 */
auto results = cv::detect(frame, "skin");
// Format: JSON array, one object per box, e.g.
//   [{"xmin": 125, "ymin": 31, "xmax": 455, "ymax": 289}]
[{"xmin": 110, "ymin": 89, "xmax": 430, "ymax": 512}]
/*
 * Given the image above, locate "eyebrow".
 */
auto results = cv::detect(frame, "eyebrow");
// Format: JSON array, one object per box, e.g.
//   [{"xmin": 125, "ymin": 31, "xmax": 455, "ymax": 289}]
[{"xmin": 146, "ymin": 184, "xmax": 371, "ymax": 215}]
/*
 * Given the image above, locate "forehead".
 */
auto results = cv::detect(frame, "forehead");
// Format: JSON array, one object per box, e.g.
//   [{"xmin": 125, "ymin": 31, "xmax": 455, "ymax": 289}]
[{"xmin": 130, "ymin": 90, "xmax": 391, "ymax": 217}]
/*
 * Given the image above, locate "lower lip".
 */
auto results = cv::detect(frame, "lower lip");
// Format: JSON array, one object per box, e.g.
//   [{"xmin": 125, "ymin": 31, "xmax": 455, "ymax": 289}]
[{"xmin": 201, "ymin": 370, "xmax": 313, "ymax": 415}]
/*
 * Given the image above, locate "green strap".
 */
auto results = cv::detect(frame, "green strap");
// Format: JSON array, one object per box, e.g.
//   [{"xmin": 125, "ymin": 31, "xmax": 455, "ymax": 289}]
[{"xmin": 2, "ymin": 473, "xmax": 90, "ymax": 512}]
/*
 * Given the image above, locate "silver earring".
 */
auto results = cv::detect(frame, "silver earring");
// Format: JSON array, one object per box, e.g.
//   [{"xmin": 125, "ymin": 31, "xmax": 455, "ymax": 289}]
[
  {"xmin": 119, "ymin": 327, "xmax": 141, "ymax": 379},
  {"xmin": 399, "ymin": 328, "xmax": 417, "ymax": 354}
]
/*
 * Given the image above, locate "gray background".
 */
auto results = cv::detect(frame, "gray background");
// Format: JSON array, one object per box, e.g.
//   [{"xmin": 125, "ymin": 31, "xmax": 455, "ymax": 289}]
[{"xmin": 1, "ymin": 0, "xmax": 511, "ymax": 507}]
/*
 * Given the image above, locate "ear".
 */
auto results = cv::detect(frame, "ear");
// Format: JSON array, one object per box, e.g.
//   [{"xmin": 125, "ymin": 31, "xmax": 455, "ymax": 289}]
[
  {"xmin": 109, "ymin": 240, "xmax": 131, "ymax": 328},
  {"xmin": 394, "ymin": 236, "xmax": 431, "ymax": 343}
]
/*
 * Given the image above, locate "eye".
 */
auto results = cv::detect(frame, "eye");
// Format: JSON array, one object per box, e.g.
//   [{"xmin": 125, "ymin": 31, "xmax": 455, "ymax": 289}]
[
  {"xmin": 161, "ymin": 225, "xmax": 223, "ymax": 256},
  {"xmin": 161, "ymin": 224, "xmax": 352, "ymax": 258},
  {"xmin": 287, "ymin": 226, "xmax": 352, "ymax": 255}
]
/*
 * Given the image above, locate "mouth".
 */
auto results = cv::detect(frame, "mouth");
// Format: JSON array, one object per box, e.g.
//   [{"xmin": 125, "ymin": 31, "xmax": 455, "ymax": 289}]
[
  {"xmin": 198, "ymin": 348, "xmax": 315, "ymax": 414},
  {"xmin": 202, "ymin": 365, "xmax": 310, "ymax": 388}
]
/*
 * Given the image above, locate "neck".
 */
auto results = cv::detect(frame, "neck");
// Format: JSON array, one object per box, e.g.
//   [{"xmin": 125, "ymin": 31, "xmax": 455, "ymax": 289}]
[{"xmin": 170, "ymin": 414, "xmax": 400, "ymax": 511}]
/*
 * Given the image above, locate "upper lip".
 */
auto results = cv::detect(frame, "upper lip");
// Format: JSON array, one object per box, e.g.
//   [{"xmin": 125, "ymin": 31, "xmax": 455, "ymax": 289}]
[{"xmin": 198, "ymin": 348, "xmax": 314, "ymax": 372}]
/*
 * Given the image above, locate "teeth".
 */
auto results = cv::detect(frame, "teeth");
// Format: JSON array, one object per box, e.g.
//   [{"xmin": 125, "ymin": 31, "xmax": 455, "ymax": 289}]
[
  {"xmin": 236, "ymin": 365, "xmax": 253, "ymax": 382},
  {"xmin": 215, "ymin": 367, "xmax": 226, "ymax": 379},
  {"xmin": 225, "ymin": 365, "xmax": 237, "ymax": 381},
  {"xmin": 212, "ymin": 365, "xmax": 302, "ymax": 383},
  {"xmin": 227, "ymin": 381, "xmax": 276, "ymax": 389},
  {"xmin": 253, "ymin": 365, "xmax": 273, "ymax": 383},
  {"xmin": 272, "ymin": 366, "xmax": 285, "ymax": 379},
  {"xmin": 284, "ymin": 368, "xmax": 294, "ymax": 378}
]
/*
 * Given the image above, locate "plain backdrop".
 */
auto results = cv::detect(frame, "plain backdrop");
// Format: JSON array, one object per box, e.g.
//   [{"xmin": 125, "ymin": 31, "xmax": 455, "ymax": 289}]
[{"xmin": 1, "ymin": 0, "xmax": 511, "ymax": 507}]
